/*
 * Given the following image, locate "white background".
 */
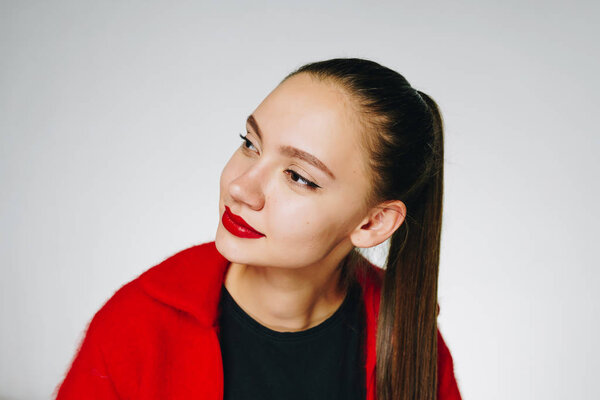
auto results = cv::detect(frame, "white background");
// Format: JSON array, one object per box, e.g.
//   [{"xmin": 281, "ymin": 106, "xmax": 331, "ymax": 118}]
[{"xmin": 1, "ymin": 1, "xmax": 598, "ymax": 399}]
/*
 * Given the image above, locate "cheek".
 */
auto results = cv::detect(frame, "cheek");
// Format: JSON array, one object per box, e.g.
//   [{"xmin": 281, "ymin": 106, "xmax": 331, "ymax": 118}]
[{"xmin": 265, "ymin": 195, "xmax": 350, "ymax": 247}]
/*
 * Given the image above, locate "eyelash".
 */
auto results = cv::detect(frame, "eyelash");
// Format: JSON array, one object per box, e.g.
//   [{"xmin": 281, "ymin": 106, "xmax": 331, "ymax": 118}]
[
  {"xmin": 239, "ymin": 133, "xmax": 258, "ymax": 152},
  {"xmin": 238, "ymin": 133, "xmax": 320, "ymax": 190}
]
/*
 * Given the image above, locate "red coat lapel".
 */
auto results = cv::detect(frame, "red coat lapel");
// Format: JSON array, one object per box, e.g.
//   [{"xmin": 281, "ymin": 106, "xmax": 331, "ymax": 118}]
[{"xmin": 138, "ymin": 242, "xmax": 230, "ymax": 327}]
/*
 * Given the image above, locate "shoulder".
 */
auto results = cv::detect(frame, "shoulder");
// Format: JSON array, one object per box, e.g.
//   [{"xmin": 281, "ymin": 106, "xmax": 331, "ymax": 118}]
[
  {"xmin": 56, "ymin": 242, "xmax": 224, "ymax": 398},
  {"xmin": 437, "ymin": 329, "xmax": 463, "ymax": 399},
  {"xmin": 85, "ymin": 241, "xmax": 225, "ymax": 363},
  {"xmin": 88, "ymin": 242, "xmax": 225, "ymax": 338}
]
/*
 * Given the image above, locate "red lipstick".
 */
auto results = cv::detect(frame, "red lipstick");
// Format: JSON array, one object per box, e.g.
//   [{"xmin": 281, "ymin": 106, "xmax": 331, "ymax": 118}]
[{"xmin": 222, "ymin": 206, "xmax": 265, "ymax": 239}]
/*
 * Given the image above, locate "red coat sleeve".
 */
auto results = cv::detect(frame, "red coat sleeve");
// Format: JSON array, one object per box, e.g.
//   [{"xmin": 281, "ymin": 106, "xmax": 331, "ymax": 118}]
[
  {"xmin": 437, "ymin": 329, "xmax": 462, "ymax": 400},
  {"xmin": 53, "ymin": 314, "xmax": 120, "ymax": 399}
]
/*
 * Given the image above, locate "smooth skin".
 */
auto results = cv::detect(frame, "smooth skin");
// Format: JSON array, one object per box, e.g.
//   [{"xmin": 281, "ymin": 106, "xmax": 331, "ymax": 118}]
[{"xmin": 215, "ymin": 73, "xmax": 406, "ymax": 332}]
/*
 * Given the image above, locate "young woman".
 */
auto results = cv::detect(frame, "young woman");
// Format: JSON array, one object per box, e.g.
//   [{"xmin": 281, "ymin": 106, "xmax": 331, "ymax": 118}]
[{"xmin": 55, "ymin": 58, "xmax": 462, "ymax": 400}]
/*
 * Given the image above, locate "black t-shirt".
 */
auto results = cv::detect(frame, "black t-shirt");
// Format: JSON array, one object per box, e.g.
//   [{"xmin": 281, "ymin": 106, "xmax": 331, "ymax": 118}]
[{"xmin": 217, "ymin": 280, "xmax": 366, "ymax": 400}]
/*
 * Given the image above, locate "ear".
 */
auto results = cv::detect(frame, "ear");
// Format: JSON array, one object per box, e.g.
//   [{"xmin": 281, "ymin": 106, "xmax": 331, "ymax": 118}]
[{"xmin": 350, "ymin": 200, "xmax": 406, "ymax": 248}]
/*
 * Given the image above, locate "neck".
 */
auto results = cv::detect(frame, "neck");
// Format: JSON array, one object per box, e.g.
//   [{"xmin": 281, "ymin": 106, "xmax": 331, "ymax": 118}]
[{"xmin": 223, "ymin": 243, "xmax": 354, "ymax": 332}]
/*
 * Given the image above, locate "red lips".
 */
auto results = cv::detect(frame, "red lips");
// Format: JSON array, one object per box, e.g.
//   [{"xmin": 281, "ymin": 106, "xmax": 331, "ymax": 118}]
[{"xmin": 222, "ymin": 206, "xmax": 265, "ymax": 239}]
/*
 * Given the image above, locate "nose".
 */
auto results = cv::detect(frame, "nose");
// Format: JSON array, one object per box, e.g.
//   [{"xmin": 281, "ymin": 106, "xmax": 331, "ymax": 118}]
[{"xmin": 228, "ymin": 164, "xmax": 266, "ymax": 211}]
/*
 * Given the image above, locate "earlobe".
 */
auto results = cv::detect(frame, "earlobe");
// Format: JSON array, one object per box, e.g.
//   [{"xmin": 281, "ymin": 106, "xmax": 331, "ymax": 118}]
[{"xmin": 350, "ymin": 200, "xmax": 407, "ymax": 249}]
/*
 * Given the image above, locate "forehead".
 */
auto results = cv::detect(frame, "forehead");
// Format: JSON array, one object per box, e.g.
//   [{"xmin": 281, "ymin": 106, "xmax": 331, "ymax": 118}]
[{"xmin": 251, "ymin": 73, "xmax": 369, "ymax": 182}]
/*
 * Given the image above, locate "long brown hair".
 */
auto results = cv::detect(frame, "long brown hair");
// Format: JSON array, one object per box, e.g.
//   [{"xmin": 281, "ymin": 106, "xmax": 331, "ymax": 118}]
[{"xmin": 286, "ymin": 58, "xmax": 444, "ymax": 400}]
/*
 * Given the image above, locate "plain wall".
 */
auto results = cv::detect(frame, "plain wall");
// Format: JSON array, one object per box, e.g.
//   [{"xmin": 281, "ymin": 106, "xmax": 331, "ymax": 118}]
[{"xmin": 1, "ymin": 1, "xmax": 598, "ymax": 398}]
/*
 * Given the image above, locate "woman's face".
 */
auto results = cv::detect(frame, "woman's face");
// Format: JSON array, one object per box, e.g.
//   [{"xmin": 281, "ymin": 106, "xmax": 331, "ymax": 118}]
[{"xmin": 215, "ymin": 73, "xmax": 373, "ymax": 269}]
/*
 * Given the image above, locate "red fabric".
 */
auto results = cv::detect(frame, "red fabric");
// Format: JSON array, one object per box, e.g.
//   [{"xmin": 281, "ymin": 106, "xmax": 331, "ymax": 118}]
[{"xmin": 54, "ymin": 241, "xmax": 462, "ymax": 399}]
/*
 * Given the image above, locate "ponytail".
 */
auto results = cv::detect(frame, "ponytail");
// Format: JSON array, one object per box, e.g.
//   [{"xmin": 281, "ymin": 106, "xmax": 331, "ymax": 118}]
[{"xmin": 376, "ymin": 91, "xmax": 444, "ymax": 400}]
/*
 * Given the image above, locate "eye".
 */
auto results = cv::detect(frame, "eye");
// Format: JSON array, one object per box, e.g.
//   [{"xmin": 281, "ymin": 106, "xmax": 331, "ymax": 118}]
[
  {"xmin": 239, "ymin": 133, "xmax": 258, "ymax": 152},
  {"xmin": 285, "ymin": 169, "xmax": 320, "ymax": 190}
]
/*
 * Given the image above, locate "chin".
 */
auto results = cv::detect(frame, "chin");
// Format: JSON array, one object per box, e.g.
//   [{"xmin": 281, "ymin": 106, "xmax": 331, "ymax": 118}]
[{"xmin": 215, "ymin": 225, "xmax": 259, "ymax": 264}]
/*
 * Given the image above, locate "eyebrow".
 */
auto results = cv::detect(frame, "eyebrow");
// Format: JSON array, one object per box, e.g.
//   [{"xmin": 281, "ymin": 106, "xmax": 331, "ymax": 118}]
[{"xmin": 246, "ymin": 115, "xmax": 336, "ymax": 180}]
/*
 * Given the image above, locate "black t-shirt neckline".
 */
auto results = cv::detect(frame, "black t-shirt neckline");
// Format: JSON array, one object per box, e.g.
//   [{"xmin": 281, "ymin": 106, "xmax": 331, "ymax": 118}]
[{"xmin": 220, "ymin": 283, "xmax": 356, "ymax": 342}]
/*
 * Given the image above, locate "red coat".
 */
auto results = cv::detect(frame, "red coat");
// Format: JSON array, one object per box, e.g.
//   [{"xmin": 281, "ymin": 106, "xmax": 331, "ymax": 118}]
[{"xmin": 55, "ymin": 241, "xmax": 462, "ymax": 399}]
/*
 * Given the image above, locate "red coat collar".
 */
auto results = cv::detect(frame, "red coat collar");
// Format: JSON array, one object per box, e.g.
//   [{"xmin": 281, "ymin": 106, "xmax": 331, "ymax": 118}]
[
  {"xmin": 138, "ymin": 242, "xmax": 231, "ymax": 327},
  {"xmin": 136, "ymin": 241, "xmax": 383, "ymax": 398}
]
